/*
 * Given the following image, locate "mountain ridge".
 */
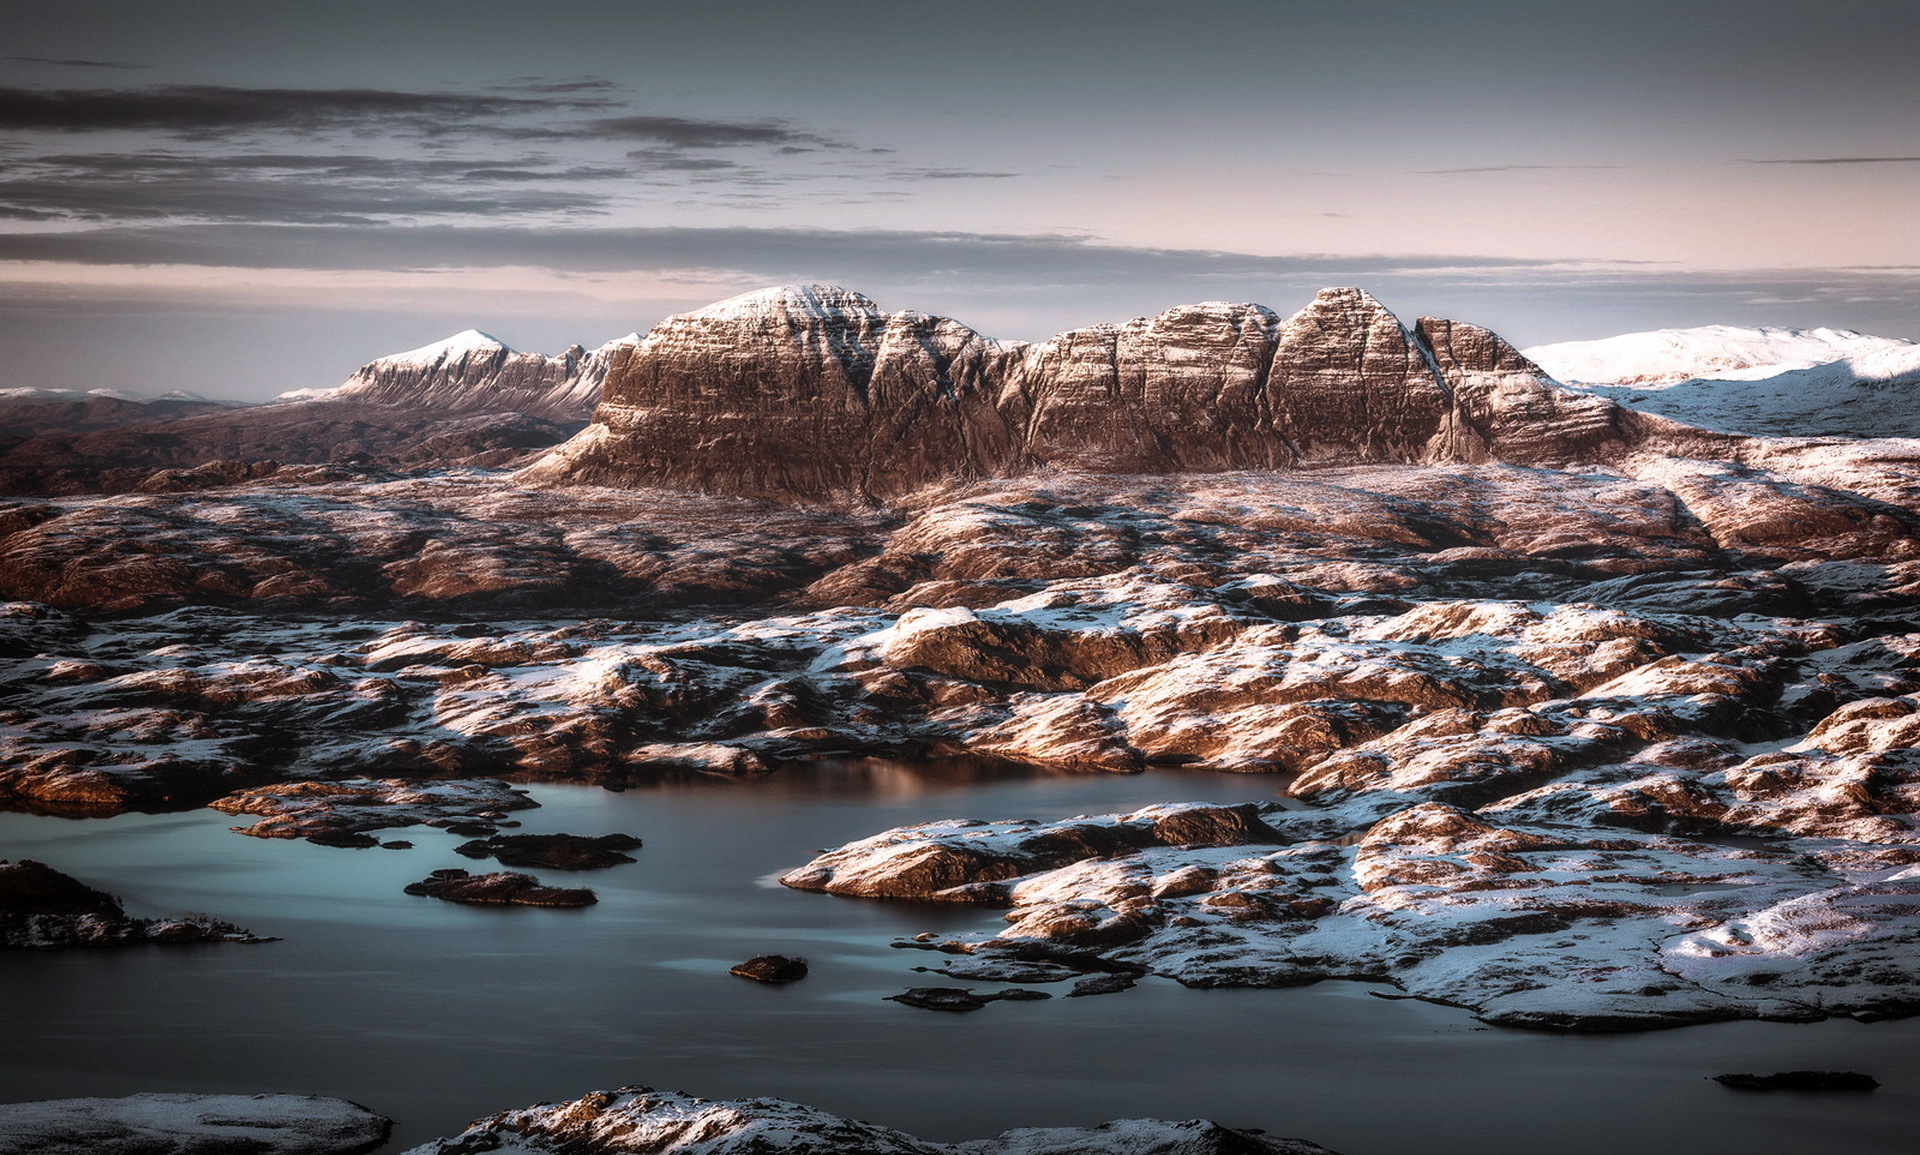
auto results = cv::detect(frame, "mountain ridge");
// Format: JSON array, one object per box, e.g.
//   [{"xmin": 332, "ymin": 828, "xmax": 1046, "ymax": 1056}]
[
  {"xmin": 278, "ymin": 330, "xmax": 636, "ymax": 421},
  {"xmin": 529, "ymin": 284, "xmax": 1734, "ymax": 501}
]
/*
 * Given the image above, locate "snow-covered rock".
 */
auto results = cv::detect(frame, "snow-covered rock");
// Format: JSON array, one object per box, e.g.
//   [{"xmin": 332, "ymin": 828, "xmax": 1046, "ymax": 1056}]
[
  {"xmin": 531, "ymin": 285, "xmax": 1721, "ymax": 501},
  {"xmin": 1523, "ymin": 325, "xmax": 1920, "ymax": 437},
  {"xmin": 277, "ymin": 329, "xmax": 637, "ymax": 420},
  {"xmin": 1524, "ymin": 325, "xmax": 1914, "ymax": 387},
  {"xmin": 402, "ymin": 1086, "xmax": 1333, "ymax": 1155},
  {"xmin": 0, "ymin": 1093, "xmax": 389, "ymax": 1155}
]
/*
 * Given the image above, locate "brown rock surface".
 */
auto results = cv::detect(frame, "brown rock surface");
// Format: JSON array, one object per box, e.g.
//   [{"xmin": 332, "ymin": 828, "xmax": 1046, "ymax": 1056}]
[
  {"xmin": 403, "ymin": 868, "xmax": 595, "ymax": 907},
  {"xmin": 533, "ymin": 284, "xmax": 1747, "ymax": 501}
]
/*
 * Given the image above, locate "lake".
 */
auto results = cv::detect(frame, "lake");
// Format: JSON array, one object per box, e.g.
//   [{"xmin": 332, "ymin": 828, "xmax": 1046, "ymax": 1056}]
[{"xmin": 2, "ymin": 759, "xmax": 1915, "ymax": 1152}]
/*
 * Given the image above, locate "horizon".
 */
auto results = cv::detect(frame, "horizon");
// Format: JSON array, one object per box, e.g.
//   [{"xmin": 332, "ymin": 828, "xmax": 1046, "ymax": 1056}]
[{"xmin": 3, "ymin": 0, "xmax": 1917, "ymax": 401}]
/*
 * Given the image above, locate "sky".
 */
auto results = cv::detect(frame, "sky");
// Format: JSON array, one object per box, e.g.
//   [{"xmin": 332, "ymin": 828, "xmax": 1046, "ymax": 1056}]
[{"xmin": 2, "ymin": 0, "xmax": 1916, "ymax": 400}]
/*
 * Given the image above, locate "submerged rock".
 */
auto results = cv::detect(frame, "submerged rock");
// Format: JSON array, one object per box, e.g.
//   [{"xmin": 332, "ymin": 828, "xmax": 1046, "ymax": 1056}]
[
  {"xmin": 401, "ymin": 1087, "xmax": 1336, "ymax": 1154},
  {"xmin": 885, "ymin": 986, "xmax": 1050, "ymax": 1012},
  {"xmin": 403, "ymin": 868, "xmax": 595, "ymax": 907},
  {"xmin": 0, "ymin": 859, "xmax": 268, "ymax": 950},
  {"xmin": 453, "ymin": 831, "xmax": 642, "ymax": 870},
  {"xmin": 730, "ymin": 954, "xmax": 809, "ymax": 983},
  {"xmin": 0, "ymin": 1092, "xmax": 389, "ymax": 1155}
]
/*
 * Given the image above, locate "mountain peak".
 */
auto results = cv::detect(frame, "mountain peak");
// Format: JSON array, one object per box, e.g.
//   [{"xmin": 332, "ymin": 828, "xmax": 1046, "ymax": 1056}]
[
  {"xmin": 529, "ymin": 286, "xmax": 1691, "ymax": 500},
  {"xmin": 383, "ymin": 329, "xmax": 514, "ymax": 365},
  {"xmin": 687, "ymin": 284, "xmax": 882, "ymax": 324}
]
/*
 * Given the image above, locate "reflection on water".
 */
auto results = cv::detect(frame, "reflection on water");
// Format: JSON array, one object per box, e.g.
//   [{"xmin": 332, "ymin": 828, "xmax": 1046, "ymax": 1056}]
[{"xmin": 1, "ymin": 759, "xmax": 1916, "ymax": 1154}]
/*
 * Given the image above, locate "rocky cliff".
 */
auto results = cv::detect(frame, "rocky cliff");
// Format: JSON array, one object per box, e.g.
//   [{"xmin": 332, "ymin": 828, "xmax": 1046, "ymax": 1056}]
[
  {"xmin": 532, "ymin": 285, "xmax": 1729, "ymax": 500},
  {"xmin": 283, "ymin": 329, "xmax": 636, "ymax": 421}
]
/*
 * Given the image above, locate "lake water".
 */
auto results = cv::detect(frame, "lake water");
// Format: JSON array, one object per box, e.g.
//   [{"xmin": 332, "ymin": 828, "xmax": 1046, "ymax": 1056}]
[{"xmin": 2, "ymin": 759, "xmax": 1915, "ymax": 1153}]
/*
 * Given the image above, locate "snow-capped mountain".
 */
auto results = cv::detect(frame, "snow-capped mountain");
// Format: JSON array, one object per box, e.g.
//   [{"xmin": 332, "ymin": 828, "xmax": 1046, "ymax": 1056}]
[
  {"xmin": 1522, "ymin": 325, "xmax": 1915, "ymax": 386},
  {"xmin": 278, "ymin": 329, "xmax": 638, "ymax": 420},
  {"xmin": 531, "ymin": 284, "xmax": 1718, "ymax": 500},
  {"xmin": 1522, "ymin": 325, "xmax": 1920, "ymax": 437}
]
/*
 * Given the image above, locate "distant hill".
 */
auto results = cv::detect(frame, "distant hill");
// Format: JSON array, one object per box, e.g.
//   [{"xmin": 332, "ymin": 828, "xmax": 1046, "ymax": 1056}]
[{"xmin": 1523, "ymin": 325, "xmax": 1920, "ymax": 437}]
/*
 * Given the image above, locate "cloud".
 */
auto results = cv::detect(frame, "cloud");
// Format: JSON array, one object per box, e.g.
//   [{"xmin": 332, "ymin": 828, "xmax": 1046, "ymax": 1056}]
[
  {"xmin": 1744, "ymin": 156, "xmax": 1920, "ymax": 165},
  {"xmin": 1415, "ymin": 164, "xmax": 1617, "ymax": 174},
  {"xmin": 488, "ymin": 77, "xmax": 621, "ymax": 95},
  {"xmin": 0, "ymin": 221, "xmax": 1586, "ymax": 282},
  {"xmin": 506, "ymin": 113, "xmax": 843, "ymax": 149},
  {"xmin": 4, "ymin": 56, "xmax": 150, "ymax": 70},
  {"xmin": 0, "ymin": 84, "xmax": 617, "ymax": 137},
  {"xmin": 0, "ymin": 150, "xmax": 633, "ymax": 224}
]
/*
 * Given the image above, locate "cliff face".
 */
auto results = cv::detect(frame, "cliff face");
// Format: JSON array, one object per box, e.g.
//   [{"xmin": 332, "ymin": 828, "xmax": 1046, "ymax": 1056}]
[
  {"xmin": 286, "ymin": 330, "xmax": 635, "ymax": 421},
  {"xmin": 533, "ymin": 285, "xmax": 1725, "ymax": 500}
]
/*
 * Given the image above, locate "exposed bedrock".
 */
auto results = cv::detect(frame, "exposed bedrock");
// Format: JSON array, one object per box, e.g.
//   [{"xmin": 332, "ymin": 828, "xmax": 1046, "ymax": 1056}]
[
  {"xmin": 404, "ymin": 868, "xmax": 596, "ymax": 907},
  {"xmin": 782, "ymin": 790, "xmax": 1920, "ymax": 1031},
  {"xmin": 4, "ymin": 454, "xmax": 1920, "ymax": 816},
  {"xmin": 0, "ymin": 858, "xmax": 268, "ymax": 949},
  {"xmin": 401, "ymin": 1086, "xmax": 1336, "ymax": 1155},
  {"xmin": 532, "ymin": 284, "xmax": 1739, "ymax": 501},
  {"xmin": 0, "ymin": 1093, "xmax": 391, "ymax": 1155}
]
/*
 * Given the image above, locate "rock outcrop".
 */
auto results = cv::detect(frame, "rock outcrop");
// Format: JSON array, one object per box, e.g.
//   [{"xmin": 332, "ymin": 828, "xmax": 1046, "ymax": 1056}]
[
  {"xmin": 401, "ymin": 1086, "xmax": 1335, "ymax": 1154},
  {"xmin": 0, "ymin": 859, "xmax": 268, "ymax": 949},
  {"xmin": 0, "ymin": 1093, "xmax": 390, "ymax": 1155},
  {"xmin": 453, "ymin": 832, "xmax": 642, "ymax": 870},
  {"xmin": 404, "ymin": 868, "xmax": 596, "ymax": 907},
  {"xmin": 532, "ymin": 284, "xmax": 1735, "ymax": 501}
]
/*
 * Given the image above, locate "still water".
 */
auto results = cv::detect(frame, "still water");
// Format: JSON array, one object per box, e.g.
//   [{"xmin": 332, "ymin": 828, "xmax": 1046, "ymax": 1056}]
[{"xmin": 2, "ymin": 759, "xmax": 1915, "ymax": 1153}]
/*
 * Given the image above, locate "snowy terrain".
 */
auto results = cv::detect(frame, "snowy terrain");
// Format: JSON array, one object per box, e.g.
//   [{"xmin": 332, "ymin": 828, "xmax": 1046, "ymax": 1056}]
[{"xmin": 1523, "ymin": 325, "xmax": 1920, "ymax": 437}]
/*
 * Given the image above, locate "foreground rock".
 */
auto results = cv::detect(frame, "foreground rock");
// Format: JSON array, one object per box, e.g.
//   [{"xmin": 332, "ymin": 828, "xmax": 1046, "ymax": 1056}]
[
  {"xmin": 402, "ymin": 1086, "xmax": 1334, "ymax": 1154},
  {"xmin": 0, "ymin": 859, "xmax": 268, "ymax": 949},
  {"xmin": 454, "ymin": 832, "xmax": 641, "ymax": 870},
  {"xmin": 0, "ymin": 1093, "xmax": 389, "ymax": 1155},
  {"xmin": 783, "ymin": 794, "xmax": 1920, "ymax": 1031},
  {"xmin": 730, "ymin": 954, "xmax": 809, "ymax": 983},
  {"xmin": 404, "ymin": 868, "xmax": 596, "ymax": 907}
]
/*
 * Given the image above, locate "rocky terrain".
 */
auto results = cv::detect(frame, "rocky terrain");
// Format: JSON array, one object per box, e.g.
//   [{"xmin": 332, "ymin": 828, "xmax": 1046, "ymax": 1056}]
[
  {"xmin": 0, "ymin": 858, "xmax": 267, "ymax": 949},
  {"xmin": 0, "ymin": 1093, "xmax": 390, "ymax": 1155},
  {"xmin": 401, "ymin": 1086, "xmax": 1334, "ymax": 1155},
  {"xmin": 4, "ymin": 284, "xmax": 1919, "ymax": 1030}
]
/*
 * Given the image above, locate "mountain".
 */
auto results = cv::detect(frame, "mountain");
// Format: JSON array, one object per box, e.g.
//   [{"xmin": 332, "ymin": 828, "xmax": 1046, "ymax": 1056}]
[
  {"xmin": 529, "ymin": 284, "xmax": 1728, "ymax": 500},
  {"xmin": 1522, "ymin": 325, "xmax": 1920, "ymax": 436},
  {"xmin": 0, "ymin": 389, "xmax": 241, "ymax": 439},
  {"xmin": 0, "ymin": 329, "xmax": 642, "ymax": 495},
  {"xmin": 1522, "ymin": 324, "xmax": 1914, "ymax": 386},
  {"xmin": 278, "ymin": 329, "xmax": 637, "ymax": 421}
]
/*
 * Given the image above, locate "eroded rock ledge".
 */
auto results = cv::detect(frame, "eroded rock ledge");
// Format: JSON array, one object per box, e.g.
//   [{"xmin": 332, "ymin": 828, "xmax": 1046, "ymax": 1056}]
[
  {"xmin": 0, "ymin": 1093, "xmax": 390, "ymax": 1155},
  {"xmin": 401, "ymin": 1086, "xmax": 1335, "ymax": 1155},
  {"xmin": 782, "ymin": 795, "xmax": 1920, "ymax": 1031}
]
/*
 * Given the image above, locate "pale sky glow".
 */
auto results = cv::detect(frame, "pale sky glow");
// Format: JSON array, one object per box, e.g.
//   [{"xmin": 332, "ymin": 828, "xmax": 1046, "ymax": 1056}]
[{"xmin": 2, "ymin": 0, "xmax": 1915, "ymax": 399}]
